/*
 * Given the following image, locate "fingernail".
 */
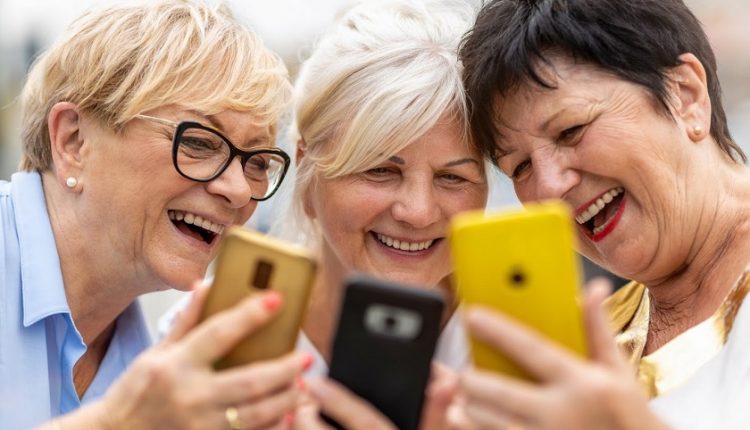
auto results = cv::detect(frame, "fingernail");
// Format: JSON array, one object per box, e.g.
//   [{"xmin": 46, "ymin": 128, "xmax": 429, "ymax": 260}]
[
  {"xmin": 262, "ymin": 291, "xmax": 283, "ymax": 311},
  {"xmin": 284, "ymin": 412, "xmax": 295, "ymax": 426},
  {"xmin": 300, "ymin": 352, "xmax": 314, "ymax": 371},
  {"xmin": 296, "ymin": 377, "xmax": 307, "ymax": 391}
]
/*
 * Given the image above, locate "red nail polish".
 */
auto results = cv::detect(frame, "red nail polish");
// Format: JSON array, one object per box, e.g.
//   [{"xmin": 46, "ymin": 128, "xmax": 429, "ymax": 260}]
[
  {"xmin": 301, "ymin": 353, "xmax": 314, "ymax": 371},
  {"xmin": 262, "ymin": 291, "xmax": 282, "ymax": 311},
  {"xmin": 285, "ymin": 412, "xmax": 295, "ymax": 426}
]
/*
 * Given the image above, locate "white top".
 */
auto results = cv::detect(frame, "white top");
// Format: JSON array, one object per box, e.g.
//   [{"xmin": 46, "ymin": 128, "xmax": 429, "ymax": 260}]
[{"xmin": 650, "ymin": 296, "xmax": 750, "ymax": 429}]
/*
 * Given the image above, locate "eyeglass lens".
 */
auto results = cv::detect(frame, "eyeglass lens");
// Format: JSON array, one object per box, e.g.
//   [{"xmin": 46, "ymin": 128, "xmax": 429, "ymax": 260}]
[{"xmin": 175, "ymin": 126, "xmax": 285, "ymax": 200}]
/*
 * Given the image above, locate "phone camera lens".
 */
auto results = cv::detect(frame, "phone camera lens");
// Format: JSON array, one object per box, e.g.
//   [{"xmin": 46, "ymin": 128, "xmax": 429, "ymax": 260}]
[
  {"xmin": 509, "ymin": 267, "xmax": 525, "ymax": 287},
  {"xmin": 384, "ymin": 315, "xmax": 397, "ymax": 331}
]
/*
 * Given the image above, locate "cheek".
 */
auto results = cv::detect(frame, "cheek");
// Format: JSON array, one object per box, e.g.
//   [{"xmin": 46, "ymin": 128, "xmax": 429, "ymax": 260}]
[
  {"xmin": 443, "ymin": 182, "xmax": 489, "ymax": 213},
  {"xmin": 513, "ymin": 182, "xmax": 534, "ymax": 203},
  {"xmin": 237, "ymin": 202, "xmax": 259, "ymax": 225}
]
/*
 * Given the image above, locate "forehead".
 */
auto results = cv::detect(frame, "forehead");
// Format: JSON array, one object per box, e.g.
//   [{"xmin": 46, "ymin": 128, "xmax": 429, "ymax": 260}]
[
  {"xmin": 492, "ymin": 56, "xmax": 622, "ymax": 133},
  {"xmin": 189, "ymin": 108, "xmax": 273, "ymax": 148}
]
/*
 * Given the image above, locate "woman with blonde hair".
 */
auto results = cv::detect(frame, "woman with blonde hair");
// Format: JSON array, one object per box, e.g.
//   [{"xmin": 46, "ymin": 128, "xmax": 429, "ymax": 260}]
[
  {"xmin": 0, "ymin": 1, "xmax": 310, "ymax": 429},
  {"xmin": 274, "ymin": 0, "xmax": 488, "ymax": 427}
]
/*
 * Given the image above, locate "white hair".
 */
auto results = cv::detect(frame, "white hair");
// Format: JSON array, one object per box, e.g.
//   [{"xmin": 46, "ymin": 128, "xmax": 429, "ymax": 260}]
[{"xmin": 273, "ymin": 0, "xmax": 477, "ymax": 247}]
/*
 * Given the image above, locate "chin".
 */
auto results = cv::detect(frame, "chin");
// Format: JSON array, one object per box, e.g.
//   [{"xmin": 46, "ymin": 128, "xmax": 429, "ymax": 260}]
[
  {"xmin": 379, "ymin": 270, "xmax": 445, "ymax": 289},
  {"xmin": 153, "ymin": 261, "xmax": 209, "ymax": 292}
]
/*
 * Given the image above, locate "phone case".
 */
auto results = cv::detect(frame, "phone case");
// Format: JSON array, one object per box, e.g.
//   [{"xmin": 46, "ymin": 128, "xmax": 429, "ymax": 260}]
[
  {"xmin": 325, "ymin": 274, "xmax": 445, "ymax": 430},
  {"xmin": 449, "ymin": 200, "xmax": 588, "ymax": 380},
  {"xmin": 200, "ymin": 226, "xmax": 316, "ymax": 369}
]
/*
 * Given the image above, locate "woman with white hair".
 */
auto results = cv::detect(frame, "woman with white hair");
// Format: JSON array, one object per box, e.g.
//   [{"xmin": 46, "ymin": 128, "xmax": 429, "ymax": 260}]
[
  {"xmin": 0, "ymin": 1, "xmax": 311, "ymax": 429},
  {"xmin": 277, "ymin": 0, "xmax": 489, "ymax": 427}
]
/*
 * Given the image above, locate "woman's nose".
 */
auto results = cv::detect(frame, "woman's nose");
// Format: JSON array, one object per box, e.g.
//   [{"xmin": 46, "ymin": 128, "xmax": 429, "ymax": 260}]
[
  {"xmin": 205, "ymin": 157, "xmax": 254, "ymax": 207},
  {"xmin": 390, "ymin": 178, "xmax": 442, "ymax": 229}
]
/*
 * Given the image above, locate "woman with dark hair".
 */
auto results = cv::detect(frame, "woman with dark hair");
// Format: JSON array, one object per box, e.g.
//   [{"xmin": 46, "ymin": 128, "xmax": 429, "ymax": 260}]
[{"xmin": 455, "ymin": 0, "xmax": 750, "ymax": 428}]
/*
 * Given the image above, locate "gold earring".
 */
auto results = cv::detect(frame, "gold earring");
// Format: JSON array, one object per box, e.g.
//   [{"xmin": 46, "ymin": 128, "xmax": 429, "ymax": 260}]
[{"xmin": 692, "ymin": 125, "xmax": 703, "ymax": 136}]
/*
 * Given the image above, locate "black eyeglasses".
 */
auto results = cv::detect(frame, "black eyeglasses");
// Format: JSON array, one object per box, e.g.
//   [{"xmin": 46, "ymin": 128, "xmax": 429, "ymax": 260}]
[{"xmin": 135, "ymin": 114, "xmax": 290, "ymax": 201}]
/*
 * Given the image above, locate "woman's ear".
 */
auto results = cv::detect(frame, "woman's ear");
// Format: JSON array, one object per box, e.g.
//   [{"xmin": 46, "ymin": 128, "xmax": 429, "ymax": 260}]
[
  {"xmin": 302, "ymin": 180, "xmax": 317, "ymax": 220},
  {"xmin": 669, "ymin": 53, "xmax": 711, "ymax": 142},
  {"xmin": 296, "ymin": 137, "xmax": 307, "ymax": 167},
  {"xmin": 48, "ymin": 102, "xmax": 85, "ymax": 190}
]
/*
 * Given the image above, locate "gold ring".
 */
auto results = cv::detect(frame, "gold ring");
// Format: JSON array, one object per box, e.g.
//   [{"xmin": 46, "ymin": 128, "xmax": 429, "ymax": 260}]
[{"xmin": 225, "ymin": 406, "xmax": 244, "ymax": 430}]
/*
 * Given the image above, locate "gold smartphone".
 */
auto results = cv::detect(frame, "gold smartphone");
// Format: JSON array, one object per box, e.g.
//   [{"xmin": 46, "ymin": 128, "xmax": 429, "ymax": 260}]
[
  {"xmin": 200, "ymin": 226, "xmax": 316, "ymax": 369},
  {"xmin": 449, "ymin": 200, "xmax": 588, "ymax": 380}
]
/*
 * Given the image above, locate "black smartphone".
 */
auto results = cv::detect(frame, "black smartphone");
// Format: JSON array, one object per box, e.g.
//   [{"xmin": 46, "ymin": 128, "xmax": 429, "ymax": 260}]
[{"xmin": 324, "ymin": 274, "xmax": 445, "ymax": 430}]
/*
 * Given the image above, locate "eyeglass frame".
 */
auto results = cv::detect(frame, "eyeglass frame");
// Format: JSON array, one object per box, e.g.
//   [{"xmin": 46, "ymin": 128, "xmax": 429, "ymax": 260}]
[{"xmin": 134, "ymin": 114, "xmax": 291, "ymax": 201}]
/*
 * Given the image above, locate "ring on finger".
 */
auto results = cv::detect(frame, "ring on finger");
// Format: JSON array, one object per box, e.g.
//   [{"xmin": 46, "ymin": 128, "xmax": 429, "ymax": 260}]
[{"xmin": 225, "ymin": 406, "xmax": 245, "ymax": 430}]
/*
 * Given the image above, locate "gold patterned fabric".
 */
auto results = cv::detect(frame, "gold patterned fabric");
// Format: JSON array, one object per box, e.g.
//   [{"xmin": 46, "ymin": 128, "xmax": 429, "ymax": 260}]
[{"xmin": 606, "ymin": 272, "xmax": 750, "ymax": 398}]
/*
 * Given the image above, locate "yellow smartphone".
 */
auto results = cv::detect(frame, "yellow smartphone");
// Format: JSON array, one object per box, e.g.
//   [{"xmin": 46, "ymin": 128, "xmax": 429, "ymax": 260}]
[
  {"xmin": 200, "ymin": 226, "xmax": 317, "ymax": 369},
  {"xmin": 449, "ymin": 200, "xmax": 588, "ymax": 380}
]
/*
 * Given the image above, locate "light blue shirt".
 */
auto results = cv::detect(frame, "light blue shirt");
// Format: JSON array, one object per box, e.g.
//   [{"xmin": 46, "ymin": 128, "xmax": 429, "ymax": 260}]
[{"xmin": 0, "ymin": 171, "xmax": 152, "ymax": 429}]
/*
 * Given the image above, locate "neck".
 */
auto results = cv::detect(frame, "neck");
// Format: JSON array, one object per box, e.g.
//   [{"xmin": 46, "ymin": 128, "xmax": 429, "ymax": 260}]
[
  {"xmin": 42, "ymin": 172, "xmax": 135, "ymax": 345},
  {"xmin": 643, "ymin": 166, "xmax": 750, "ymax": 354}
]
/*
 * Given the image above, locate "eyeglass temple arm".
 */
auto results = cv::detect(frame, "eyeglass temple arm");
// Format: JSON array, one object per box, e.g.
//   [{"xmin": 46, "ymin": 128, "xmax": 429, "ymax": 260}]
[{"xmin": 134, "ymin": 114, "xmax": 179, "ymax": 127}]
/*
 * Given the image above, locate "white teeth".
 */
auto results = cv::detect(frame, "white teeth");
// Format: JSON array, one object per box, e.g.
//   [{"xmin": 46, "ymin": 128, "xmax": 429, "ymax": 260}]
[
  {"xmin": 375, "ymin": 233, "xmax": 435, "ymax": 252},
  {"xmin": 575, "ymin": 187, "xmax": 624, "ymax": 225},
  {"xmin": 168, "ymin": 210, "xmax": 225, "ymax": 235}
]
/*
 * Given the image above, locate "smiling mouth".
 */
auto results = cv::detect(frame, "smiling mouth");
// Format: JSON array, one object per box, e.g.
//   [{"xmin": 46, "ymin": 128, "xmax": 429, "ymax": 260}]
[
  {"xmin": 374, "ymin": 232, "xmax": 437, "ymax": 252},
  {"xmin": 168, "ymin": 210, "xmax": 225, "ymax": 245},
  {"xmin": 575, "ymin": 187, "xmax": 625, "ymax": 238}
]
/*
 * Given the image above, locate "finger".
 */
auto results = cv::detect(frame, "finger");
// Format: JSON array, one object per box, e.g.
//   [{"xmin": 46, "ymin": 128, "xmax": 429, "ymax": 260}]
[
  {"xmin": 164, "ymin": 280, "xmax": 210, "ymax": 343},
  {"xmin": 460, "ymin": 368, "xmax": 540, "ymax": 421},
  {"xmin": 420, "ymin": 363, "xmax": 459, "ymax": 430},
  {"xmin": 465, "ymin": 306, "xmax": 580, "ymax": 382},
  {"xmin": 464, "ymin": 401, "xmax": 522, "ymax": 430},
  {"xmin": 236, "ymin": 386, "xmax": 300, "ymax": 430},
  {"xmin": 583, "ymin": 278, "xmax": 626, "ymax": 370},
  {"xmin": 213, "ymin": 352, "xmax": 313, "ymax": 404},
  {"xmin": 445, "ymin": 399, "xmax": 478, "ymax": 430},
  {"xmin": 292, "ymin": 403, "xmax": 330, "ymax": 430},
  {"xmin": 179, "ymin": 290, "xmax": 282, "ymax": 364},
  {"xmin": 308, "ymin": 378, "xmax": 396, "ymax": 430}
]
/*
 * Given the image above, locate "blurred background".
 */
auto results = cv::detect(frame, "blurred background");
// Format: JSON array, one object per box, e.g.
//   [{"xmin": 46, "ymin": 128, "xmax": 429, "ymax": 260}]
[{"xmin": 1, "ymin": 0, "xmax": 748, "ymax": 335}]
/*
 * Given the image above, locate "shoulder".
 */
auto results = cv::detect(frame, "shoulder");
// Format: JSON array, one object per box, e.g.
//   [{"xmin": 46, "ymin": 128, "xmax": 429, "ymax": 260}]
[{"xmin": 605, "ymin": 281, "xmax": 646, "ymax": 333}]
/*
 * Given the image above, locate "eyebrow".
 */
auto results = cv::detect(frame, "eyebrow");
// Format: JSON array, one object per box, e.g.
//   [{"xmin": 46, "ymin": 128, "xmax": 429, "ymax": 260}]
[
  {"xmin": 387, "ymin": 155, "xmax": 482, "ymax": 167},
  {"xmin": 388, "ymin": 156, "xmax": 406, "ymax": 165},
  {"xmin": 444, "ymin": 158, "xmax": 481, "ymax": 168},
  {"xmin": 494, "ymin": 145, "xmax": 514, "ymax": 159},
  {"xmin": 539, "ymin": 108, "xmax": 567, "ymax": 134},
  {"xmin": 189, "ymin": 109, "xmax": 271, "ymax": 148}
]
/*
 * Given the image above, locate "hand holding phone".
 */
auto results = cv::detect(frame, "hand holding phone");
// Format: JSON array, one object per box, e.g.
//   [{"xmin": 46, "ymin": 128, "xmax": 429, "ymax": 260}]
[
  {"xmin": 199, "ymin": 226, "xmax": 316, "ymax": 369},
  {"xmin": 449, "ymin": 200, "xmax": 588, "ymax": 380},
  {"xmin": 324, "ymin": 274, "xmax": 445, "ymax": 430}
]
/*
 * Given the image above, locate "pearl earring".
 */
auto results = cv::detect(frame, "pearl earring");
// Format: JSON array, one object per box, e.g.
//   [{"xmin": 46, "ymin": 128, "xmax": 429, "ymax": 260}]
[
  {"xmin": 692, "ymin": 125, "xmax": 703, "ymax": 136},
  {"xmin": 66, "ymin": 177, "xmax": 78, "ymax": 188}
]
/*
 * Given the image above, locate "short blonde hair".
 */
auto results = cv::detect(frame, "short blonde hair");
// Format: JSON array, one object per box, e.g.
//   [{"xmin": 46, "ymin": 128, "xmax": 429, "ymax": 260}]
[
  {"xmin": 20, "ymin": 0, "xmax": 291, "ymax": 171},
  {"xmin": 282, "ymin": 0, "xmax": 476, "ymax": 246}
]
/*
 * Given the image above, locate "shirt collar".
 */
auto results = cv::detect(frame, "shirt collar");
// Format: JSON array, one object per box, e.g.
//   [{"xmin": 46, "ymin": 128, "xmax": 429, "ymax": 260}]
[{"xmin": 12, "ymin": 171, "xmax": 71, "ymax": 326}]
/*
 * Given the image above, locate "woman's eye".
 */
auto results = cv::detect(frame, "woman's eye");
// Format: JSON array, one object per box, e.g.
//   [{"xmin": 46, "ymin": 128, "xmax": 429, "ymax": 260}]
[
  {"xmin": 559, "ymin": 124, "xmax": 584, "ymax": 142},
  {"xmin": 512, "ymin": 159, "xmax": 531, "ymax": 179},
  {"xmin": 439, "ymin": 173, "xmax": 467, "ymax": 184},
  {"xmin": 362, "ymin": 166, "xmax": 398, "ymax": 181},
  {"xmin": 367, "ymin": 167, "xmax": 392, "ymax": 175}
]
